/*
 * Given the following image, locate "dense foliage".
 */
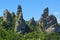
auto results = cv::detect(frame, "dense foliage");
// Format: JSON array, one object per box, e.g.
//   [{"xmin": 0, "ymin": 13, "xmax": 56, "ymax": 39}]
[
  {"xmin": 0, "ymin": 29, "xmax": 60, "ymax": 40},
  {"xmin": 0, "ymin": 17, "xmax": 60, "ymax": 40}
]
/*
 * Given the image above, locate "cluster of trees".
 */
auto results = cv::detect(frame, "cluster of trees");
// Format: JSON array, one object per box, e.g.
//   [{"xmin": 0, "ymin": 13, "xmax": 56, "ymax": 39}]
[
  {"xmin": 0, "ymin": 17, "xmax": 60, "ymax": 40},
  {"xmin": 0, "ymin": 28, "xmax": 60, "ymax": 40}
]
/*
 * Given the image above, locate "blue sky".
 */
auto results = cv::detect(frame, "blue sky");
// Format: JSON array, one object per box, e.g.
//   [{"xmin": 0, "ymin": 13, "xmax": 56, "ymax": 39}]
[{"xmin": 0, "ymin": 0, "xmax": 60, "ymax": 23}]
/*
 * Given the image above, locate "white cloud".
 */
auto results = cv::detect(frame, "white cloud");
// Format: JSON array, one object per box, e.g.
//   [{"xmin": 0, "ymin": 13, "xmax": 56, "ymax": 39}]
[
  {"xmin": 52, "ymin": 12, "xmax": 60, "ymax": 15},
  {"xmin": 51, "ymin": 12, "xmax": 60, "ymax": 23},
  {"xmin": 57, "ymin": 18, "xmax": 60, "ymax": 23},
  {"xmin": 0, "ymin": 9, "xmax": 4, "ymax": 16},
  {"xmin": 54, "ymin": 12, "xmax": 60, "ymax": 15}
]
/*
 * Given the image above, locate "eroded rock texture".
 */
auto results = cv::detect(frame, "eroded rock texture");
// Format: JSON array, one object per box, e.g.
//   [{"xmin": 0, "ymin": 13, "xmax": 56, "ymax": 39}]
[
  {"xmin": 16, "ymin": 5, "xmax": 22, "ymax": 19},
  {"xmin": 39, "ymin": 7, "xmax": 60, "ymax": 33},
  {"xmin": 15, "ymin": 5, "xmax": 31, "ymax": 34},
  {"xmin": 3, "ymin": 9, "xmax": 12, "ymax": 22},
  {"xmin": 2, "ymin": 9, "xmax": 12, "ymax": 29}
]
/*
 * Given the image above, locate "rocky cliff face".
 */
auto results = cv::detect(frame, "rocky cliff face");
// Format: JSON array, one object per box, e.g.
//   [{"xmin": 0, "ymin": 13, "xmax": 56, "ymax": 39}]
[
  {"xmin": 15, "ymin": 13, "xmax": 26, "ymax": 34},
  {"xmin": 15, "ymin": 5, "xmax": 31, "ymax": 34},
  {"xmin": 38, "ymin": 7, "xmax": 60, "ymax": 33},
  {"xmin": 2, "ymin": 9, "xmax": 12, "ymax": 29},
  {"xmin": 16, "ymin": 5, "xmax": 22, "ymax": 19},
  {"xmin": 3, "ymin": 9, "xmax": 12, "ymax": 22}
]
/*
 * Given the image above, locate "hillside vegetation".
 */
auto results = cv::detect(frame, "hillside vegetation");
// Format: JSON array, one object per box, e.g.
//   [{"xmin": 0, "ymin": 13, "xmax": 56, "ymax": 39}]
[{"xmin": 0, "ymin": 5, "xmax": 60, "ymax": 40}]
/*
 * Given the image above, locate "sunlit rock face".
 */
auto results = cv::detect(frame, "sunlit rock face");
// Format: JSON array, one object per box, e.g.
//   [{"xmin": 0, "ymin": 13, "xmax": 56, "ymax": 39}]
[
  {"xmin": 15, "ymin": 21, "xmax": 26, "ymax": 34},
  {"xmin": 29, "ymin": 17, "xmax": 36, "ymax": 26},
  {"xmin": 15, "ymin": 5, "xmax": 31, "ymax": 34},
  {"xmin": 2, "ymin": 9, "xmax": 12, "ymax": 29},
  {"xmin": 38, "ymin": 7, "xmax": 60, "ymax": 33},
  {"xmin": 3, "ymin": 9, "xmax": 12, "ymax": 22}
]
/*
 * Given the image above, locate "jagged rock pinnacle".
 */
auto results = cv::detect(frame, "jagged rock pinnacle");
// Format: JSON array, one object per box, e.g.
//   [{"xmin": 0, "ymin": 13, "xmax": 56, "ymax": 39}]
[
  {"xmin": 38, "ymin": 7, "xmax": 60, "ymax": 33},
  {"xmin": 42, "ymin": 7, "xmax": 49, "ymax": 18},
  {"xmin": 3, "ymin": 9, "xmax": 12, "ymax": 22},
  {"xmin": 16, "ymin": 5, "xmax": 22, "ymax": 19},
  {"xmin": 15, "ymin": 5, "xmax": 31, "ymax": 34}
]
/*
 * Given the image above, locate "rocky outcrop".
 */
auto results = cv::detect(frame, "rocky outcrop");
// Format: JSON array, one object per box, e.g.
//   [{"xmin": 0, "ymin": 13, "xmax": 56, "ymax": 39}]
[
  {"xmin": 1, "ymin": 4, "xmax": 60, "ymax": 34},
  {"xmin": 29, "ymin": 17, "xmax": 36, "ymax": 26},
  {"xmin": 38, "ymin": 7, "xmax": 60, "ymax": 33},
  {"xmin": 16, "ymin": 5, "xmax": 22, "ymax": 19},
  {"xmin": 42, "ymin": 7, "xmax": 48, "ymax": 18},
  {"xmin": 14, "ymin": 5, "xmax": 31, "ymax": 34},
  {"xmin": 3, "ymin": 9, "xmax": 12, "ymax": 22},
  {"xmin": 2, "ymin": 9, "xmax": 12, "ymax": 29}
]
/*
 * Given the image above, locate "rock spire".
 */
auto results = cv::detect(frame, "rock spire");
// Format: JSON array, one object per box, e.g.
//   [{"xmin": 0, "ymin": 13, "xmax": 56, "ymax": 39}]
[
  {"xmin": 3, "ymin": 9, "xmax": 12, "ymax": 22},
  {"xmin": 38, "ymin": 7, "xmax": 60, "ymax": 33}
]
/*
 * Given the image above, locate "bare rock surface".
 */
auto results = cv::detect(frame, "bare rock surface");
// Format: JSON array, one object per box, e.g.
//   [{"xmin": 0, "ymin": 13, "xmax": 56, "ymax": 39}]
[
  {"xmin": 3, "ymin": 9, "xmax": 12, "ymax": 22},
  {"xmin": 15, "ymin": 5, "xmax": 31, "ymax": 34},
  {"xmin": 29, "ymin": 17, "xmax": 36, "ymax": 26},
  {"xmin": 38, "ymin": 7, "xmax": 60, "ymax": 33}
]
